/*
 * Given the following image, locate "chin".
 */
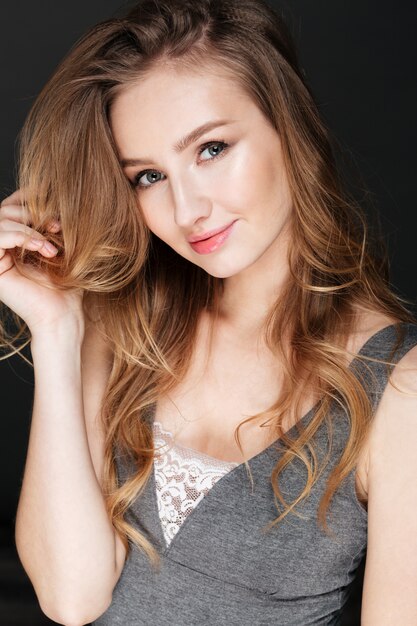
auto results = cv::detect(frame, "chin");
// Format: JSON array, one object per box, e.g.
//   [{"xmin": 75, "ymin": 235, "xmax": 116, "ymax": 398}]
[
  {"xmin": 203, "ymin": 268, "xmax": 236, "ymax": 279},
  {"xmin": 177, "ymin": 246, "xmax": 252, "ymax": 278},
  {"xmin": 198, "ymin": 260, "xmax": 249, "ymax": 279}
]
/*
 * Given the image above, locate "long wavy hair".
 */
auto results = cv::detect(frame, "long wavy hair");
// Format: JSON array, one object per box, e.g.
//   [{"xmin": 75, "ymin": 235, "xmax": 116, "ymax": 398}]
[{"xmin": 4, "ymin": 0, "xmax": 415, "ymax": 568}]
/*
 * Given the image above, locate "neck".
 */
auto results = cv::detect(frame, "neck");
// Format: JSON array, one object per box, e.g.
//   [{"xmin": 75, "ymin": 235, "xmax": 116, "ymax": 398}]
[{"xmin": 218, "ymin": 239, "xmax": 291, "ymax": 338}]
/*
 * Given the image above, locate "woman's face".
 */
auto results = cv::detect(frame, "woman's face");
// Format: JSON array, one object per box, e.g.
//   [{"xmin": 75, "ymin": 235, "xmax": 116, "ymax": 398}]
[{"xmin": 110, "ymin": 65, "xmax": 293, "ymax": 279}]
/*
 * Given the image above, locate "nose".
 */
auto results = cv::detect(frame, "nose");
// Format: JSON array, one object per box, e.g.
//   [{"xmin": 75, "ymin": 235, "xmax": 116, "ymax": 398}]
[{"xmin": 170, "ymin": 174, "xmax": 212, "ymax": 230}]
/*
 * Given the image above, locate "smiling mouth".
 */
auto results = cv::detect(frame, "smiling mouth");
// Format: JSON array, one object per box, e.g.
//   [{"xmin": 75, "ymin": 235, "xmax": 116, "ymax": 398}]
[
  {"xmin": 188, "ymin": 220, "xmax": 237, "ymax": 243},
  {"xmin": 188, "ymin": 220, "xmax": 237, "ymax": 255}
]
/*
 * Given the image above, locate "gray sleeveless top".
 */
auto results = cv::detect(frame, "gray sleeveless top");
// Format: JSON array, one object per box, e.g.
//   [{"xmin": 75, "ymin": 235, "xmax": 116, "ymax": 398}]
[{"xmin": 93, "ymin": 322, "xmax": 417, "ymax": 625}]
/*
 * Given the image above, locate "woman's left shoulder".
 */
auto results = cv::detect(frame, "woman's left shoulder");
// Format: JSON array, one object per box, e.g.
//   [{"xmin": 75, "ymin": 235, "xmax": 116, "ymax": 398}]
[
  {"xmin": 359, "ymin": 316, "xmax": 417, "ymax": 621},
  {"xmin": 365, "ymin": 312, "xmax": 417, "ymax": 472},
  {"xmin": 372, "ymin": 335, "xmax": 417, "ymax": 443}
]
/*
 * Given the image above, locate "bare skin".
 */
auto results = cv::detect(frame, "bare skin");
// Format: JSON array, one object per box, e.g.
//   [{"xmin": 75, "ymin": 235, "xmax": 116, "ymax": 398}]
[
  {"xmin": 0, "ymin": 190, "xmax": 83, "ymax": 333},
  {"xmin": 153, "ymin": 307, "xmax": 400, "ymax": 509}
]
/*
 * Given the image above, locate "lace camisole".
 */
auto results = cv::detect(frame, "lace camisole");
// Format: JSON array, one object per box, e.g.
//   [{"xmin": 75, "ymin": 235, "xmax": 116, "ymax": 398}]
[{"xmin": 153, "ymin": 420, "xmax": 239, "ymax": 546}]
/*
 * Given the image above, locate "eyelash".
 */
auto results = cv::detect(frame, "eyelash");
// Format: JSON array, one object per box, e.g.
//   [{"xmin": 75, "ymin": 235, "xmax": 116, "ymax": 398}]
[{"xmin": 132, "ymin": 140, "xmax": 230, "ymax": 190}]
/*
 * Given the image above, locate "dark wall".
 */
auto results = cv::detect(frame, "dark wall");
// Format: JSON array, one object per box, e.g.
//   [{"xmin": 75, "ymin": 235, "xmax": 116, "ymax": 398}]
[
  {"xmin": 284, "ymin": 0, "xmax": 417, "ymax": 299},
  {"xmin": 0, "ymin": 1, "xmax": 416, "ymax": 623}
]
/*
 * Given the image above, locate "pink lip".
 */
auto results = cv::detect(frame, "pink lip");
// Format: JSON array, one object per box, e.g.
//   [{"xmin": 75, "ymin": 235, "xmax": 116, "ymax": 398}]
[
  {"xmin": 188, "ymin": 221, "xmax": 237, "ymax": 243},
  {"xmin": 189, "ymin": 220, "xmax": 237, "ymax": 255}
]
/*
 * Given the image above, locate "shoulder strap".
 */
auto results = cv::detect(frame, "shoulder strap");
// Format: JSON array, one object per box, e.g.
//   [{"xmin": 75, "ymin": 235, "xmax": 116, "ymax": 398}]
[{"xmin": 350, "ymin": 322, "xmax": 417, "ymax": 412}]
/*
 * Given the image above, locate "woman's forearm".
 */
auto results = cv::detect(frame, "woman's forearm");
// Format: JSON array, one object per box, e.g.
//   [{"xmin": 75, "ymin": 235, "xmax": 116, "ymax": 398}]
[{"xmin": 15, "ymin": 326, "xmax": 118, "ymax": 625}]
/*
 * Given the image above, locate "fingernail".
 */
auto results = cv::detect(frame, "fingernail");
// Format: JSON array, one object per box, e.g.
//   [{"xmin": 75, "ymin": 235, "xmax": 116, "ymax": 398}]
[
  {"xmin": 43, "ymin": 241, "xmax": 58, "ymax": 254},
  {"xmin": 30, "ymin": 238, "xmax": 43, "ymax": 247},
  {"xmin": 49, "ymin": 220, "xmax": 61, "ymax": 230}
]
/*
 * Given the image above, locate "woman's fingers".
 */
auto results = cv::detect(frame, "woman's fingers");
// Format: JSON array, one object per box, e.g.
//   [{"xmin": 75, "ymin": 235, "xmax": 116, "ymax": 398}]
[
  {"xmin": 46, "ymin": 219, "xmax": 61, "ymax": 233},
  {"xmin": 0, "ymin": 189, "xmax": 25, "ymax": 208},
  {"xmin": 0, "ymin": 192, "xmax": 61, "ymax": 280},
  {"xmin": 0, "ymin": 204, "xmax": 31, "ymax": 226},
  {"xmin": 0, "ymin": 226, "xmax": 58, "ymax": 257},
  {"xmin": 0, "ymin": 193, "xmax": 61, "ymax": 233}
]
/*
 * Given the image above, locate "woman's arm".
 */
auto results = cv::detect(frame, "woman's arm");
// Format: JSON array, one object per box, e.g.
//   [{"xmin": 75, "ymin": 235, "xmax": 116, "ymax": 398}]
[
  {"xmin": 15, "ymin": 320, "xmax": 126, "ymax": 626},
  {"xmin": 361, "ymin": 344, "xmax": 417, "ymax": 624}
]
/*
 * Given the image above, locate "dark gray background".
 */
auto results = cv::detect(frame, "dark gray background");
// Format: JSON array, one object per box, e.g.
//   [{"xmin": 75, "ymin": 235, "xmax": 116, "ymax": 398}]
[{"xmin": 0, "ymin": 1, "xmax": 416, "ymax": 624}]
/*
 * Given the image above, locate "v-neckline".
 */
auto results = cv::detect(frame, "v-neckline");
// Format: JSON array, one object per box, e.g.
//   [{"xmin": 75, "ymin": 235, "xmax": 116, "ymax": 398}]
[
  {"xmin": 151, "ymin": 394, "xmax": 321, "ymax": 552},
  {"xmin": 149, "ymin": 322, "xmax": 401, "ymax": 551},
  {"xmin": 151, "ymin": 322, "xmax": 400, "ymax": 468}
]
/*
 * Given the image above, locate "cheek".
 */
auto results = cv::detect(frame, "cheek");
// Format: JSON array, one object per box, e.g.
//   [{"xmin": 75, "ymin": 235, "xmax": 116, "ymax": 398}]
[
  {"xmin": 231, "ymin": 140, "xmax": 287, "ymax": 207},
  {"xmin": 145, "ymin": 215, "xmax": 168, "ymax": 240},
  {"xmin": 211, "ymin": 146, "xmax": 262, "ymax": 209},
  {"xmin": 250, "ymin": 142, "xmax": 292, "ymax": 218},
  {"xmin": 135, "ymin": 189, "xmax": 167, "ymax": 233}
]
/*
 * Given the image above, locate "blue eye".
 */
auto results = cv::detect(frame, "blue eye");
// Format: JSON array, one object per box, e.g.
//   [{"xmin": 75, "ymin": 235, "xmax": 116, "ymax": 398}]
[
  {"xmin": 134, "ymin": 170, "xmax": 165, "ymax": 189},
  {"xmin": 132, "ymin": 140, "xmax": 229, "ymax": 190},
  {"xmin": 198, "ymin": 141, "xmax": 228, "ymax": 161}
]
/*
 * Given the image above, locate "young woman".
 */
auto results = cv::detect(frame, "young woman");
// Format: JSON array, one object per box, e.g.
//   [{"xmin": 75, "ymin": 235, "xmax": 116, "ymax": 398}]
[{"xmin": 1, "ymin": 0, "xmax": 416, "ymax": 623}]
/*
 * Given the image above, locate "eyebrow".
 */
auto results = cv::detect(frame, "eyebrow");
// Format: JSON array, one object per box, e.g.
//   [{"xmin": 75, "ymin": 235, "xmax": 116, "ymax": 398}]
[{"xmin": 120, "ymin": 119, "xmax": 234, "ymax": 168}]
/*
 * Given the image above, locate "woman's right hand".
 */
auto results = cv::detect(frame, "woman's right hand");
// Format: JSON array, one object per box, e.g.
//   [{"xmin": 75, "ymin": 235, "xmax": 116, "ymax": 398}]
[{"xmin": 0, "ymin": 189, "xmax": 84, "ymax": 337}]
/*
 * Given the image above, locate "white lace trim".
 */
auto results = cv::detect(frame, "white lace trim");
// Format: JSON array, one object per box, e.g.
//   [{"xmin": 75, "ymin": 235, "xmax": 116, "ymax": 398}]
[{"xmin": 153, "ymin": 420, "xmax": 239, "ymax": 546}]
